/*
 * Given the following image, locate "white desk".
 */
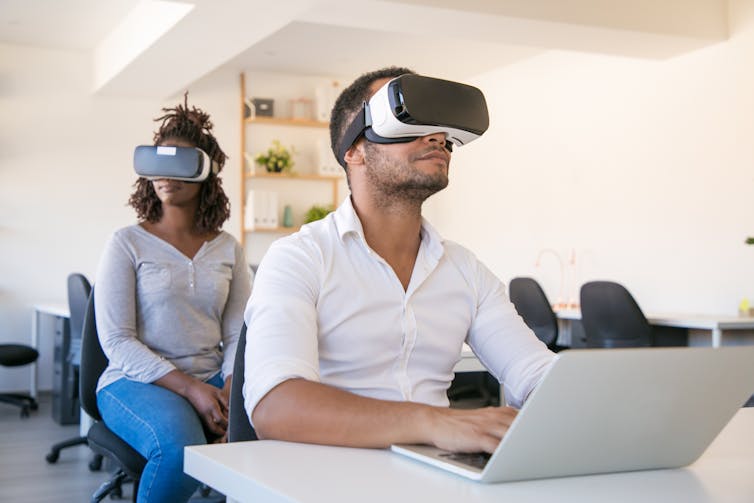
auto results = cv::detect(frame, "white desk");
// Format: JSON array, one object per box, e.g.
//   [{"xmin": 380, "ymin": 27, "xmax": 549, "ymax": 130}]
[
  {"xmin": 31, "ymin": 303, "xmax": 93, "ymax": 435},
  {"xmin": 30, "ymin": 303, "xmax": 69, "ymax": 399},
  {"xmin": 455, "ymin": 343, "xmax": 484, "ymax": 372},
  {"xmin": 185, "ymin": 407, "xmax": 754, "ymax": 503},
  {"xmin": 556, "ymin": 309, "xmax": 754, "ymax": 348}
]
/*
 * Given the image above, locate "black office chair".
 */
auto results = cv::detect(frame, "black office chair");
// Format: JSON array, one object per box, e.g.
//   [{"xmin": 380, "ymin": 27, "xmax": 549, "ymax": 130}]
[
  {"xmin": 46, "ymin": 273, "xmax": 103, "ymax": 469},
  {"xmin": 228, "ymin": 323, "xmax": 257, "ymax": 442},
  {"xmin": 580, "ymin": 281, "xmax": 653, "ymax": 348},
  {"xmin": 79, "ymin": 289, "xmax": 146, "ymax": 503},
  {"xmin": 0, "ymin": 344, "xmax": 39, "ymax": 417},
  {"xmin": 509, "ymin": 277, "xmax": 566, "ymax": 352}
]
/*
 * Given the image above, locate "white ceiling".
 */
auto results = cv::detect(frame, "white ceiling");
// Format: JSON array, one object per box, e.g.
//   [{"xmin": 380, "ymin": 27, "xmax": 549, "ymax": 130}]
[{"xmin": 0, "ymin": 0, "xmax": 730, "ymax": 99}]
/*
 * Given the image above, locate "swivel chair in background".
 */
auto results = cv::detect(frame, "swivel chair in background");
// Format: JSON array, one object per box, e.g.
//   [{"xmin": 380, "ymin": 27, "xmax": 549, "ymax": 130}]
[
  {"xmin": 79, "ymin": 289, "xmax": 146, "ymax": 502},
  {"xmin": 509, "ymin": 277, "xmax": 567, "ymax": 353},
  {"xmin": 0, "ymin": 344, "xmax": 39, "ymax": 417},
  {"xmin": 579, "ymin": 281, "xmax": 653, "ymax": 348},
  {"xmin": 46, "ymin": 273, "xmax": 103, "ymax": 469}
]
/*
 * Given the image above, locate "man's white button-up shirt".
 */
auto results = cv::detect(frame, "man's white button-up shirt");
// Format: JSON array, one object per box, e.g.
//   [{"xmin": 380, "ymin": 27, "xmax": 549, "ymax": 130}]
[{"xmin": 244, "ymin": 197, "xmax": 554, "ymax": 423}]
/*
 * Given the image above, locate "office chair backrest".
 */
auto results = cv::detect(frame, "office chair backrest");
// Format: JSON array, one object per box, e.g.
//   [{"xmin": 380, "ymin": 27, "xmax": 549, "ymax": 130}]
[
  {"xmin": 79, "ymin": 289, "xmax": 108, "ymax": 422},
  {"xmin": 509, "ymin": 277, "xmax": 559, "ymax": 348},
  {"xmin": 228, "ymin": 323, "xmax": 257, "ymax": 442},
  {"xmin": 67, "ymin": 273, "xmax": 92, "ymax": 343},
  {"xmin": 580, "ymin": 281, "xmax": 652, "ymax": 348}
]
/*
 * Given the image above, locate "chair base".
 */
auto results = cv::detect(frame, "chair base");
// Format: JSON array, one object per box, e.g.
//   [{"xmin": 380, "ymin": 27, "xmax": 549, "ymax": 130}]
[
  {"xmin": 0, "ymin": 393, "xmax": 38, "ymax": 418},
  {"xmin": 91, "ymin": 469, "xmax": 135, "ymax": 503},
  {"xmin": 46, "ymin": 435, "xmax": 88, "ymax": 463}
]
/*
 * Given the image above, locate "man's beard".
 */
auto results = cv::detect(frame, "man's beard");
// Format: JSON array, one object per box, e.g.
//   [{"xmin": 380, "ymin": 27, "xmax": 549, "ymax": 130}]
[{"xmin": 363, "ymin": 143, "xmax": 449, "ymax": 205}]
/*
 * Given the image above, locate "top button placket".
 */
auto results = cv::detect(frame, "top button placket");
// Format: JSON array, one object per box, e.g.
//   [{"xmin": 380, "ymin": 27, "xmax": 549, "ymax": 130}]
[{"xmin": 188, "ymin": 260, "xmax": 195, "ymax": 292}]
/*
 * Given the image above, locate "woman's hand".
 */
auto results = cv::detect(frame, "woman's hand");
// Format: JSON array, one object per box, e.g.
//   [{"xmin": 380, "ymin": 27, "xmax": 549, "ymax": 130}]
[
  {"xmin": 184, "ymin": 379, "xmax": 229, "ymax": 437},
  {"xmin": 155, "ymin": 370, "xmax": 229, "ymax": 438}
]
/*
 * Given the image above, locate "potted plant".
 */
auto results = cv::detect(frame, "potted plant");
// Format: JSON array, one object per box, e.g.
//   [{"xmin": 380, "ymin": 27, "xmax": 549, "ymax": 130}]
[
  {"xmin": 304, "ymin": 204, "xmax": 334, "ymax": 223},
  {"xmin": 255, "ymin": 140, "xmax": 295, "ymax": 173}
]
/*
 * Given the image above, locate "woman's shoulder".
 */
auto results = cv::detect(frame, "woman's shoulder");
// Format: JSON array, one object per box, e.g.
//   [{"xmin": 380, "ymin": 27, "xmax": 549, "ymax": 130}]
[
  {"xmin": 106, "ymin": 223, "xmax": 147, "ymax": 247},
  {"xmin": 214, "ymin": 230, "xmax": 242, "ymax": 248}
]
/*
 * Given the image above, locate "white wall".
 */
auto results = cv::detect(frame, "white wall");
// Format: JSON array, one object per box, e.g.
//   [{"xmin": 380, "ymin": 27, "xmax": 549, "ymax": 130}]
[
  {"xmin": 0, "ymin": 44, "xmax": 241, "ymax": 392},
  {"xmin": 426, "ymin": 0, "xmax": 754, "ymax": 316}
]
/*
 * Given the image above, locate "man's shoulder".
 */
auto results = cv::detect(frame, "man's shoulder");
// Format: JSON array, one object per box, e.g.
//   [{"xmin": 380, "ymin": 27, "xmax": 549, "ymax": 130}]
[
  {"xmin": 266, "ymin": 215, "xmax": 338, "ymax": 264},
  {"xmin": 440, "ymin": 238, "xmax": 478, "ymax": 264}
]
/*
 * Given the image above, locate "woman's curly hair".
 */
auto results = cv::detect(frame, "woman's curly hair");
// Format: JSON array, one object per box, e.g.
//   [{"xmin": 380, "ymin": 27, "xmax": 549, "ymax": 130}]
[{"xmin": 128, "ymin": 93, "xmax": 230, "ymax": 234}]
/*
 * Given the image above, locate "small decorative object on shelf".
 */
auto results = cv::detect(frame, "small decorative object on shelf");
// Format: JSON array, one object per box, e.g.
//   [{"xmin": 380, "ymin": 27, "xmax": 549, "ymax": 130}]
[
  {"xmin": 255, "ymin": 140, "xmax": 295, "ymax": 173},
  {"xmin": 746, "ymin": 237, "xmax": 754, "ymax": 245},
  {"xmin": 304, "ymin": 204, "xmax": 334, "ymax": 224},
  {"xmin": 282, "ymin": 205, "xmax": 294, "ymax": 228},
  {"xmin": 315, "ymin": 81, "xmax": 341, "ymax": 122},
  {"xmin": 251, "ymin": 98, "xmax": 274, "ymax": 117},
  {"xmin": 289, "ymin": 98, "xmax": 313, "ymax": 121}
]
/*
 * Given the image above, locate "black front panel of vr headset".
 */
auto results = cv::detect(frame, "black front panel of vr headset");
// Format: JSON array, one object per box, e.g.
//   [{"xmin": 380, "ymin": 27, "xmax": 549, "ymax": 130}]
[
  {"xmin": 134, "ymin": 146, "xmax": 202, "ymax": 179},
  {"xmin": 394, "ymin": 75, "xmax": 489, "ymax": 134}
]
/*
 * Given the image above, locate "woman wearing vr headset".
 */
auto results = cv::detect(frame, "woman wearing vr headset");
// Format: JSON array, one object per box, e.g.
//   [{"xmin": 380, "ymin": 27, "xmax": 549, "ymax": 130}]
[
  {"xmin": 94, "ymin": 95, "xmax": 251, "ymax": 503},
  {"xmin": 243, "ymin": 68, "xmax": 554, "ymax": 455}
]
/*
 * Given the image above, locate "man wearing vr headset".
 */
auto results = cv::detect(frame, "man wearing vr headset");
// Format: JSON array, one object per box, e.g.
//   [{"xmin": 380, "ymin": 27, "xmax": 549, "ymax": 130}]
[{"xmin": 244, "ymin": 67, "xmax": 554, "ymax": 455}]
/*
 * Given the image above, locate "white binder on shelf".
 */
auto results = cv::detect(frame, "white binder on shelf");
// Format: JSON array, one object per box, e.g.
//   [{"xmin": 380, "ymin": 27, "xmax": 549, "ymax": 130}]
[
  {"xmin": 244, "ymin": 190, "xmax": 256, "ymax": 230},
  {"xmin": 267, "ymin": 191, "xmax": 279, "ymax": 228},
  {"xmin": 247, "ymin": 190, "xmax": 280, "ymax": 229},
  {"xmin": 317, "ymin": 138, "xmax": 341, "ymax": 176}
]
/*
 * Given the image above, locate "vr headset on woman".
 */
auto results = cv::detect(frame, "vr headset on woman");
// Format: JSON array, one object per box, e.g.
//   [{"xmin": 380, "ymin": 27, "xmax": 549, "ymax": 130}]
[
  {"xmin": 133, "ymin": 145, "xmax": 218, "ymax": 182},
  {"xmin": 337, "ymin": 74, "xmax": 490, "ymax": 167}
]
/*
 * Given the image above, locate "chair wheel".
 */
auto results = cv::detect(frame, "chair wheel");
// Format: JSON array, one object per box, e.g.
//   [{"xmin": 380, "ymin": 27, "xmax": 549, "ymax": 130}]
[
  {"xmin": 110, "ymin": 485, "xmax": 123, "ymax": 499},
  {"xmin": 45, "ymin": 451, "xmax": 59, "ymax": 463},
  {"xmin": 89, "ymin": 458, "xmax": 103, "ymax": 471}
]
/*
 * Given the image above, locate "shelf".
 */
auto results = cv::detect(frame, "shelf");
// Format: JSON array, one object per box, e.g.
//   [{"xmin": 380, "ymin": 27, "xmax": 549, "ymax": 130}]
[
  {"xmin": 245, "ymin": 171, "xmax": 341, "ymax": 181},
  {"xmin": 239, "ymin": 72, "xmax": 341, "ymax": 253},
  {"xmin": 245, "ymin": 117, "xmax": 329, "ymax": 128},
  {"xmin": 244, "ymin": 226, "xmax": 300, "ymax": 234}
]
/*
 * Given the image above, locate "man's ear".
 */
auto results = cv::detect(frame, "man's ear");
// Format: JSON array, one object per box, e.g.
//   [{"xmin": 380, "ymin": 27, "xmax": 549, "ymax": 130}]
[{"xmin": 343, "ymin": 141, "xmax": 365, "ymax": 167}]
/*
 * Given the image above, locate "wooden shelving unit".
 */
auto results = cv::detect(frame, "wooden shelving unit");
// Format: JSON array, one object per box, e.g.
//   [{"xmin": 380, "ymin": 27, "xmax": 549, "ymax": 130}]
[{"xmin": 239, "ymin": 72, "xmax": 342, "ymax": 247}]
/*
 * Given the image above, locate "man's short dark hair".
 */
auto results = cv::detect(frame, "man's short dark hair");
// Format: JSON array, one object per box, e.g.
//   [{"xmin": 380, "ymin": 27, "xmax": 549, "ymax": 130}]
[{"xmin": 329, "ymin": 66, "xmax": 415, "ymax": 170}]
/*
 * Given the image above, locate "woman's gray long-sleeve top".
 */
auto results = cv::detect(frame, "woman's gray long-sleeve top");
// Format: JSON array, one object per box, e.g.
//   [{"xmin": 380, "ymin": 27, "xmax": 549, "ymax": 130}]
[{"xmin": 94, "ymin": 225, "xmax": 251, "ymax": 393}]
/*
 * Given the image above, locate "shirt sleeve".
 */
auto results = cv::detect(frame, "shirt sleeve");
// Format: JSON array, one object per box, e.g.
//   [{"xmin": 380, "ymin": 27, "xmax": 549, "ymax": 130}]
[
  {"xmin": 466, "ymin": 260, "xmax": 555, "ymax": 408},
  {"xmin": 242, "ymin": 235, "xmax": 322, "ymax": 424},
  {"xmin": 95, "ymin": 231, "xmax": 176, "ymax": 383},
  {"xmin": 220, "ymin": 239, "xmax": 252, "ymax": 380}
]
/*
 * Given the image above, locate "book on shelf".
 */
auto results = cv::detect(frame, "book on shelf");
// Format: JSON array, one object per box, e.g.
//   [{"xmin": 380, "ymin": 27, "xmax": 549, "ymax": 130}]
[{"xmin": 245, "ymin": 190, "xmax": 279, "ymax": 230}]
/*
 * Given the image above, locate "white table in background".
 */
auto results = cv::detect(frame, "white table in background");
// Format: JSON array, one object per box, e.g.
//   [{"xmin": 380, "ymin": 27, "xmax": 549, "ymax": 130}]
[
  {"xmin": 556, "ymin": 309, "xmax": 754, "ymax": 348},
  {"xmin": 185, "ymin": 406, "xmax": 754, "ymax": 503},
  {"xmin": 31, "ymin": 303, "xmax": 94, "ymax": 435},
  {"xmin": 30, "ymin": 303, "xmax": 69, "ymax": 399}
]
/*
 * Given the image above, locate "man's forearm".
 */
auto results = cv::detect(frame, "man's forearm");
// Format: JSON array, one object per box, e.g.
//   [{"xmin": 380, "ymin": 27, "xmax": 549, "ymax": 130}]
[
  {"xmin": 251, "ymin": 378, "xmax": 519, "ymax": 453},
  {"xmin": 252, "ymin": 378, "xmax": 436, "ymax": 448}
]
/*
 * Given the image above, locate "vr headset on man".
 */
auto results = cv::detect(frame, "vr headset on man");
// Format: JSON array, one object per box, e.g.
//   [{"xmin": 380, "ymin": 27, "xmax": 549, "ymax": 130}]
[
  {"xmin": 133, "ymin": 145, "xmax": 218, "ymax": 182},
  {"xmin": 337, "ymin": 74, "xmax": 490, "ymax": 168}
]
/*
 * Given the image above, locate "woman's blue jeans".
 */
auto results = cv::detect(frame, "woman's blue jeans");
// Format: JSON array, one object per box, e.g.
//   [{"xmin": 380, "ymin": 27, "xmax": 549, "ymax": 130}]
[{"xmin": 97, "ymin": 374, "xmax": 224, "ymax": 503}]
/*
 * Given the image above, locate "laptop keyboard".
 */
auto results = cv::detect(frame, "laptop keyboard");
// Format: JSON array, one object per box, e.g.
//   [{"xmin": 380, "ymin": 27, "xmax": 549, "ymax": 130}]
[{"xmin": 439, "ymin": 452, "xmax": 491, "ymax": 470}]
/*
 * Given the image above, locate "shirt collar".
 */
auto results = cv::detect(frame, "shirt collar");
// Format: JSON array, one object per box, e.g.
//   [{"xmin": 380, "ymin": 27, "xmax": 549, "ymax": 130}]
[{"xmin": 333, "ymin": 196, "xmax": 445, "ymax": 261}]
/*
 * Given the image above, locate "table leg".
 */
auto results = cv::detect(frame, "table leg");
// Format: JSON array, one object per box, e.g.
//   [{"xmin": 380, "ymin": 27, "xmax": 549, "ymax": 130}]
[{"xmin": 711, "ymin": 328, "xmax": 722, "ymax": 348}]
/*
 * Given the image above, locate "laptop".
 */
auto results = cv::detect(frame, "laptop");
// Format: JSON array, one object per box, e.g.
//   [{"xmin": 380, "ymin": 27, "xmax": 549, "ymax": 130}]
[{"xmin": 391, "ymin": 346, "xmax": 754, "ymax": 483}]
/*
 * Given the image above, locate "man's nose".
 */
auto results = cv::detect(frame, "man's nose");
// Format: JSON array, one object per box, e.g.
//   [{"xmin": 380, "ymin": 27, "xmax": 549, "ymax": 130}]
[{"xmin": 422, "ymin": 132, "xmax": 447, "ymax": 147}]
